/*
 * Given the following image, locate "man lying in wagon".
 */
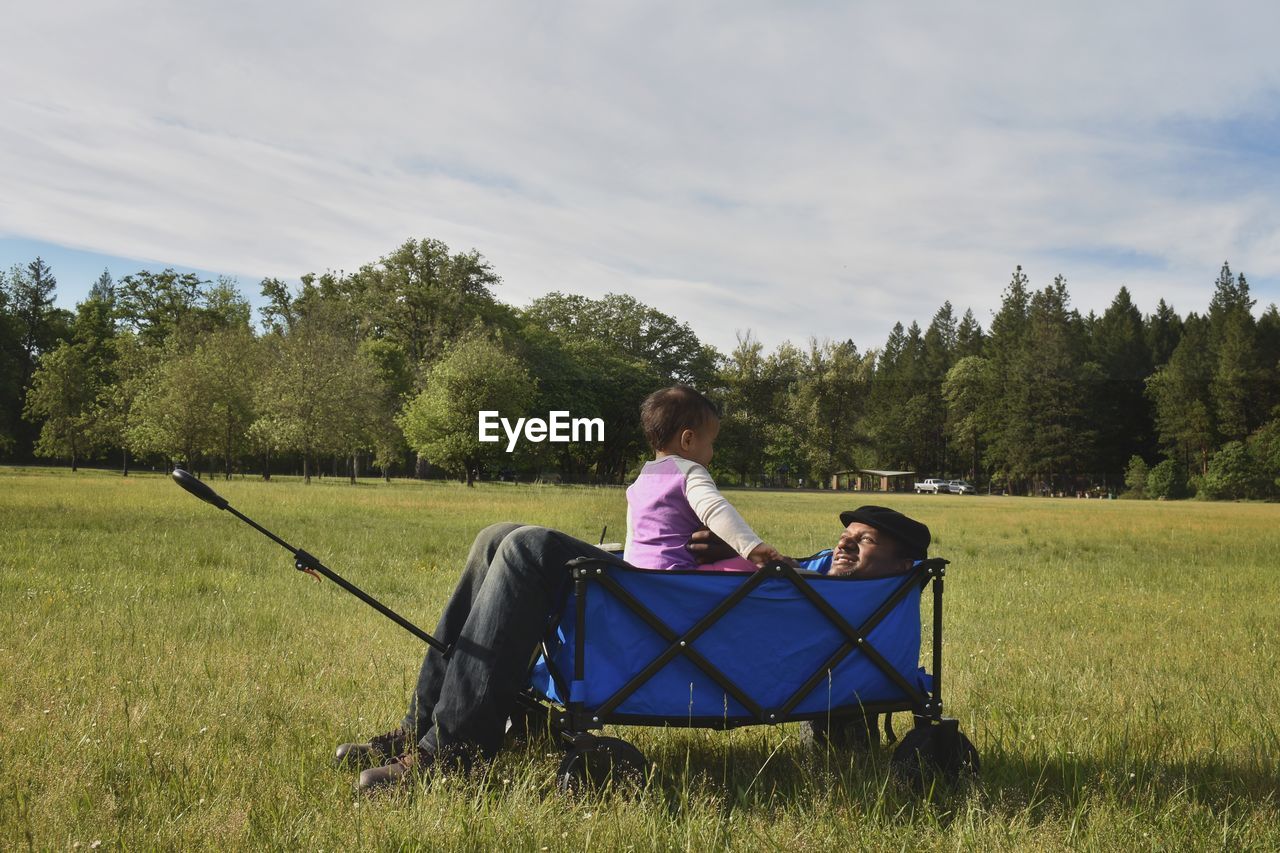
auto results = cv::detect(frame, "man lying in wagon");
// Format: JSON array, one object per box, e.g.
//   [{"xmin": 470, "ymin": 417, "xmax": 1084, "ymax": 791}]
[{"xmin": 341, "ymin": 504, "xmax": 931, "ymax": 791}]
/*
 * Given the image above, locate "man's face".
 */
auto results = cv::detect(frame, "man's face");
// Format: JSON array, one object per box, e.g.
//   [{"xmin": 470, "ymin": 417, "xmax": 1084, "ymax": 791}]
[{"xmin": 831, "ymin": 522, "xmax": 911, "ymax": 578}]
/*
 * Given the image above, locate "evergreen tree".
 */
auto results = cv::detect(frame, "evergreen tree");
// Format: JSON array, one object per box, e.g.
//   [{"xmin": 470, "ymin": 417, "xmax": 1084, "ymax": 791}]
[
  {"xmin": 879, "ymin": 322, "xmax": 906, "ymax": 374},
  {"xmin": 13, "ymin": 258, "xmax": 59, "ymax": 370},
  {"xmin": 986, "ymin": 266, "xmax": 1031, "ymax": 366},
  {"xmin": 1212, "ymin": 316, "xmax": 1257, "ymax": 442},
  {"xmin": 13, "ymin": 232, "xmax": 1280, "ymax": 499},
  {"xmin": 4, "ymin": 259, "xmax": 74, "ymax": 458},
  {"xmin": 922, "ymin": 303, "xmax": 956, "ymax": 379},
  {"xmin": 1258, "ymin": 304, "xmax": 1280, "ymax": 371},
  {"xmin": 898, "ymin": 321, "xmax": 932, "ymax": 472},
  {"xmin": 955, "ymin": 308, "xmax": 985, "ymax": 358},
  {"xmin": 1146, "ymin": 314, "xmax": 1215, "ymax": 475},
  {"xmin": 1206, "ymin": 263, "xmax": 1258, "ymax": 442},
  {"xmin": 917, "ymin": 303, "xmax": 958, "ymax": 474},
  {"xmin": 1206, "ymin": 262, "xmax": 1253, "ymax": 336},
  {"xmin": 1256, "ymin": 303, "xmax": 1280, "ymax": 418},
  {"xmin": 981, "ymin": 266, "xmax": 1032, "ymax": 491},
  {"xmin": 1144, "ymin": 299, "xmax": 1183, "ymax": 367},
  {"xmin": 0, "ymin": 275, "xmax": 24, "ymax": 454},
  {"xmin": 1004, "ymin": 276, "xmax": 1094, "ymax": 493},
  {"xmin": 89, "ymin": 268, "xmax": 115, "ymax": 303},
  {"xmin": 867, "ymin": 321, "xmax": 930, "ymax": 472},
  {"xmin": 1089, "ymin": 286, "xmax": 1154, "ymax": 484}
]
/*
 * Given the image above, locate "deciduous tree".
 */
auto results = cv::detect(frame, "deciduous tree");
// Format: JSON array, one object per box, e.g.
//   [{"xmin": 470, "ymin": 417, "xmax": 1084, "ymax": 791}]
[
  {"xmin": 116, "ymin": 269, "xmax": 208, "ymax": 347},
  {"xmin": 92, "ymin": 332, "xmax": 150, "ymax": 476},
  {"xmin": 790, "ymin": 339, "xmax": 873, "ymax": 483},
  {"xmin": 253, "ymin": 311, "xmax": 381, "ymax": 483},
  {"xmin": 22, "ymin": 341, "xmax": 100, "ymax": 470},
  {"xmin": 524, "ymin": 292, "xmax": 715, "ymax": 386},
  {"xmin": 398, "ymin": 333, "xmax": 534, "ymax": 483},
  {"xmin": 347, "ymin": 238, "xmax": 507, "ymax": 365}
]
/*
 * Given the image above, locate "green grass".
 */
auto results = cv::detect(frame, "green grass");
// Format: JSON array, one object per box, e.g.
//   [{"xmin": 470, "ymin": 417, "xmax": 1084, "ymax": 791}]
[{"xmin": 2, "ymin": 468, "xmax": 1278, "ymax": 850}]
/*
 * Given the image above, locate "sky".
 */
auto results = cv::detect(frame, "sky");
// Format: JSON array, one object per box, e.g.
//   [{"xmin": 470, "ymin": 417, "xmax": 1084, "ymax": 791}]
[{"xmin": 3, "ymin": 1, "xmax": 1280, "ymax": 354}]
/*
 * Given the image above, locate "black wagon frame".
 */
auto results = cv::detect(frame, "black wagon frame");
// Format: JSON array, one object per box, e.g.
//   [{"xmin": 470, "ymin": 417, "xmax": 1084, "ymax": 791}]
[{"xmin": 536, "ymin": 556, "xmax": 952, "ymax": 735}]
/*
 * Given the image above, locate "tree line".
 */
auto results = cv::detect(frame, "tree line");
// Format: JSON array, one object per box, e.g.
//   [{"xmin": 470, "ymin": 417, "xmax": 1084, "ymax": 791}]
[{"xmin": 3, "ymin": 240, "xmax": 1279, "ymax": 498}]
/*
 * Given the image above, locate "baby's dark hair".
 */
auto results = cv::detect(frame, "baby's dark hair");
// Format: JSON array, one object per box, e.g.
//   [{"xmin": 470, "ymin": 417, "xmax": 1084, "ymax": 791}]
[{"xmin": 640, "ymin": 385, "xmax": 721, "ymax": 452}]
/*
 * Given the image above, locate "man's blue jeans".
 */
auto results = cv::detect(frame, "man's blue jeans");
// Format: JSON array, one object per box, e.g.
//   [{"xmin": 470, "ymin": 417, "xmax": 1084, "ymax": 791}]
[{"xmin": 402, "ymin": 522, "xmax": 613, "ymax": 758}]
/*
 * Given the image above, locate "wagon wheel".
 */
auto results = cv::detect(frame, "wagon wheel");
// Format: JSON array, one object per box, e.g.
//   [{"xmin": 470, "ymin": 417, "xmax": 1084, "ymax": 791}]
[
  {"xmin": 889, "ymin": 720, "xmax": 979, "ymax": 792},
  {"xmin": 556, "ymin": 736, "xmax": 648, "ymax": 795},
  {"xmin": 506, "ymin": 698, "xmax": 555, "ymax": 745}
]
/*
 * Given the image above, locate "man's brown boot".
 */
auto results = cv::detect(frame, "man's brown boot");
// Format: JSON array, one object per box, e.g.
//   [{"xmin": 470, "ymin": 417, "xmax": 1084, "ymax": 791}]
[
  {"xmin": 357, "ymin": 746, "xmax": 434, "ymax": 792},
  {"xmin": 334, "ymin": 727, "xmax": 411, "ymax": 770}
]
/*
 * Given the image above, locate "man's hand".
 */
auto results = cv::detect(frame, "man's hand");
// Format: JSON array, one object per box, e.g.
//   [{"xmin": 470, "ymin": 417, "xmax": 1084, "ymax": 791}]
[{"xmin": 686, "ymin": 528, "xmax": 737, "ymax": 564}]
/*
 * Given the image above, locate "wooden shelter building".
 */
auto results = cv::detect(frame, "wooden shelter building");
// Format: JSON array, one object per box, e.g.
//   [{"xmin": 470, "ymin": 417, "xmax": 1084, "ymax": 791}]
[{"xmin": 830, "ymin": 469, "xmax": 916, "ymax": 492}]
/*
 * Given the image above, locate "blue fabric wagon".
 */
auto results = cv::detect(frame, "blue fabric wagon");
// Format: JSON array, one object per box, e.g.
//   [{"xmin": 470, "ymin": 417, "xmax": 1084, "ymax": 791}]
[{"xmin": 524, "ymin": 552, "xmax": 977, "ymax": 790}]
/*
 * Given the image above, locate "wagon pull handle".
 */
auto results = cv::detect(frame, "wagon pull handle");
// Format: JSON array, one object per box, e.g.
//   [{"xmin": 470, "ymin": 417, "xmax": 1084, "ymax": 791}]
[{"xmin": 169, "ymin": 468, "xmax": 450, "ymax": 656}]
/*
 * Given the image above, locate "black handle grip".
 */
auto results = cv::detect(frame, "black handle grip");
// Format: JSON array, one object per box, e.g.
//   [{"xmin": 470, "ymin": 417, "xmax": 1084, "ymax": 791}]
[{"xmin": 171, "ymin": 468, "xmax": 229, "ymax": 510}]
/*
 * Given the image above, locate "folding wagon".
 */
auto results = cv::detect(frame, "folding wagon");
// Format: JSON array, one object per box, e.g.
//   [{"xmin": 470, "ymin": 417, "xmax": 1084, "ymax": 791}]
[
  {"xmin": 171, "ymin": 469, "xmax": 977, "ymax": 793},
  {"xmin": 523, "ymin": 552, "xmax": 978, "ymax": 791}
]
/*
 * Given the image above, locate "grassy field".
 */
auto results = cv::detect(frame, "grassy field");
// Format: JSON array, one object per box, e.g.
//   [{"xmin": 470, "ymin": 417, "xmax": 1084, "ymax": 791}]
[{"xmin": 2, "ymin": 467, "xmax": 1278, "ymax": 850}]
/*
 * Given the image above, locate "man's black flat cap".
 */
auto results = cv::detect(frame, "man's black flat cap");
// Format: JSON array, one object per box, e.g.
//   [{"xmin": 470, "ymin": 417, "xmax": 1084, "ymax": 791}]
[{"xmin": 839, "ymin": 506, "xmax": 930, "ymax": 559}]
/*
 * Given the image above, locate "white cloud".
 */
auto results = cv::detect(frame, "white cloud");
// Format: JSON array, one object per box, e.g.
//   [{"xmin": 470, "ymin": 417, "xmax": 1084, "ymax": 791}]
[{"xmin": 3, "ymin": 1, "xmax": 1280, "ymax": 352}]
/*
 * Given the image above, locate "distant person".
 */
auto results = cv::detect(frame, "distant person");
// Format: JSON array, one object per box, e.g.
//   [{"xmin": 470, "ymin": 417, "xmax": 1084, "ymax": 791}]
[{"xmin": 625, "ymin": 385, "xmax": 790, "ymax": 571}]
